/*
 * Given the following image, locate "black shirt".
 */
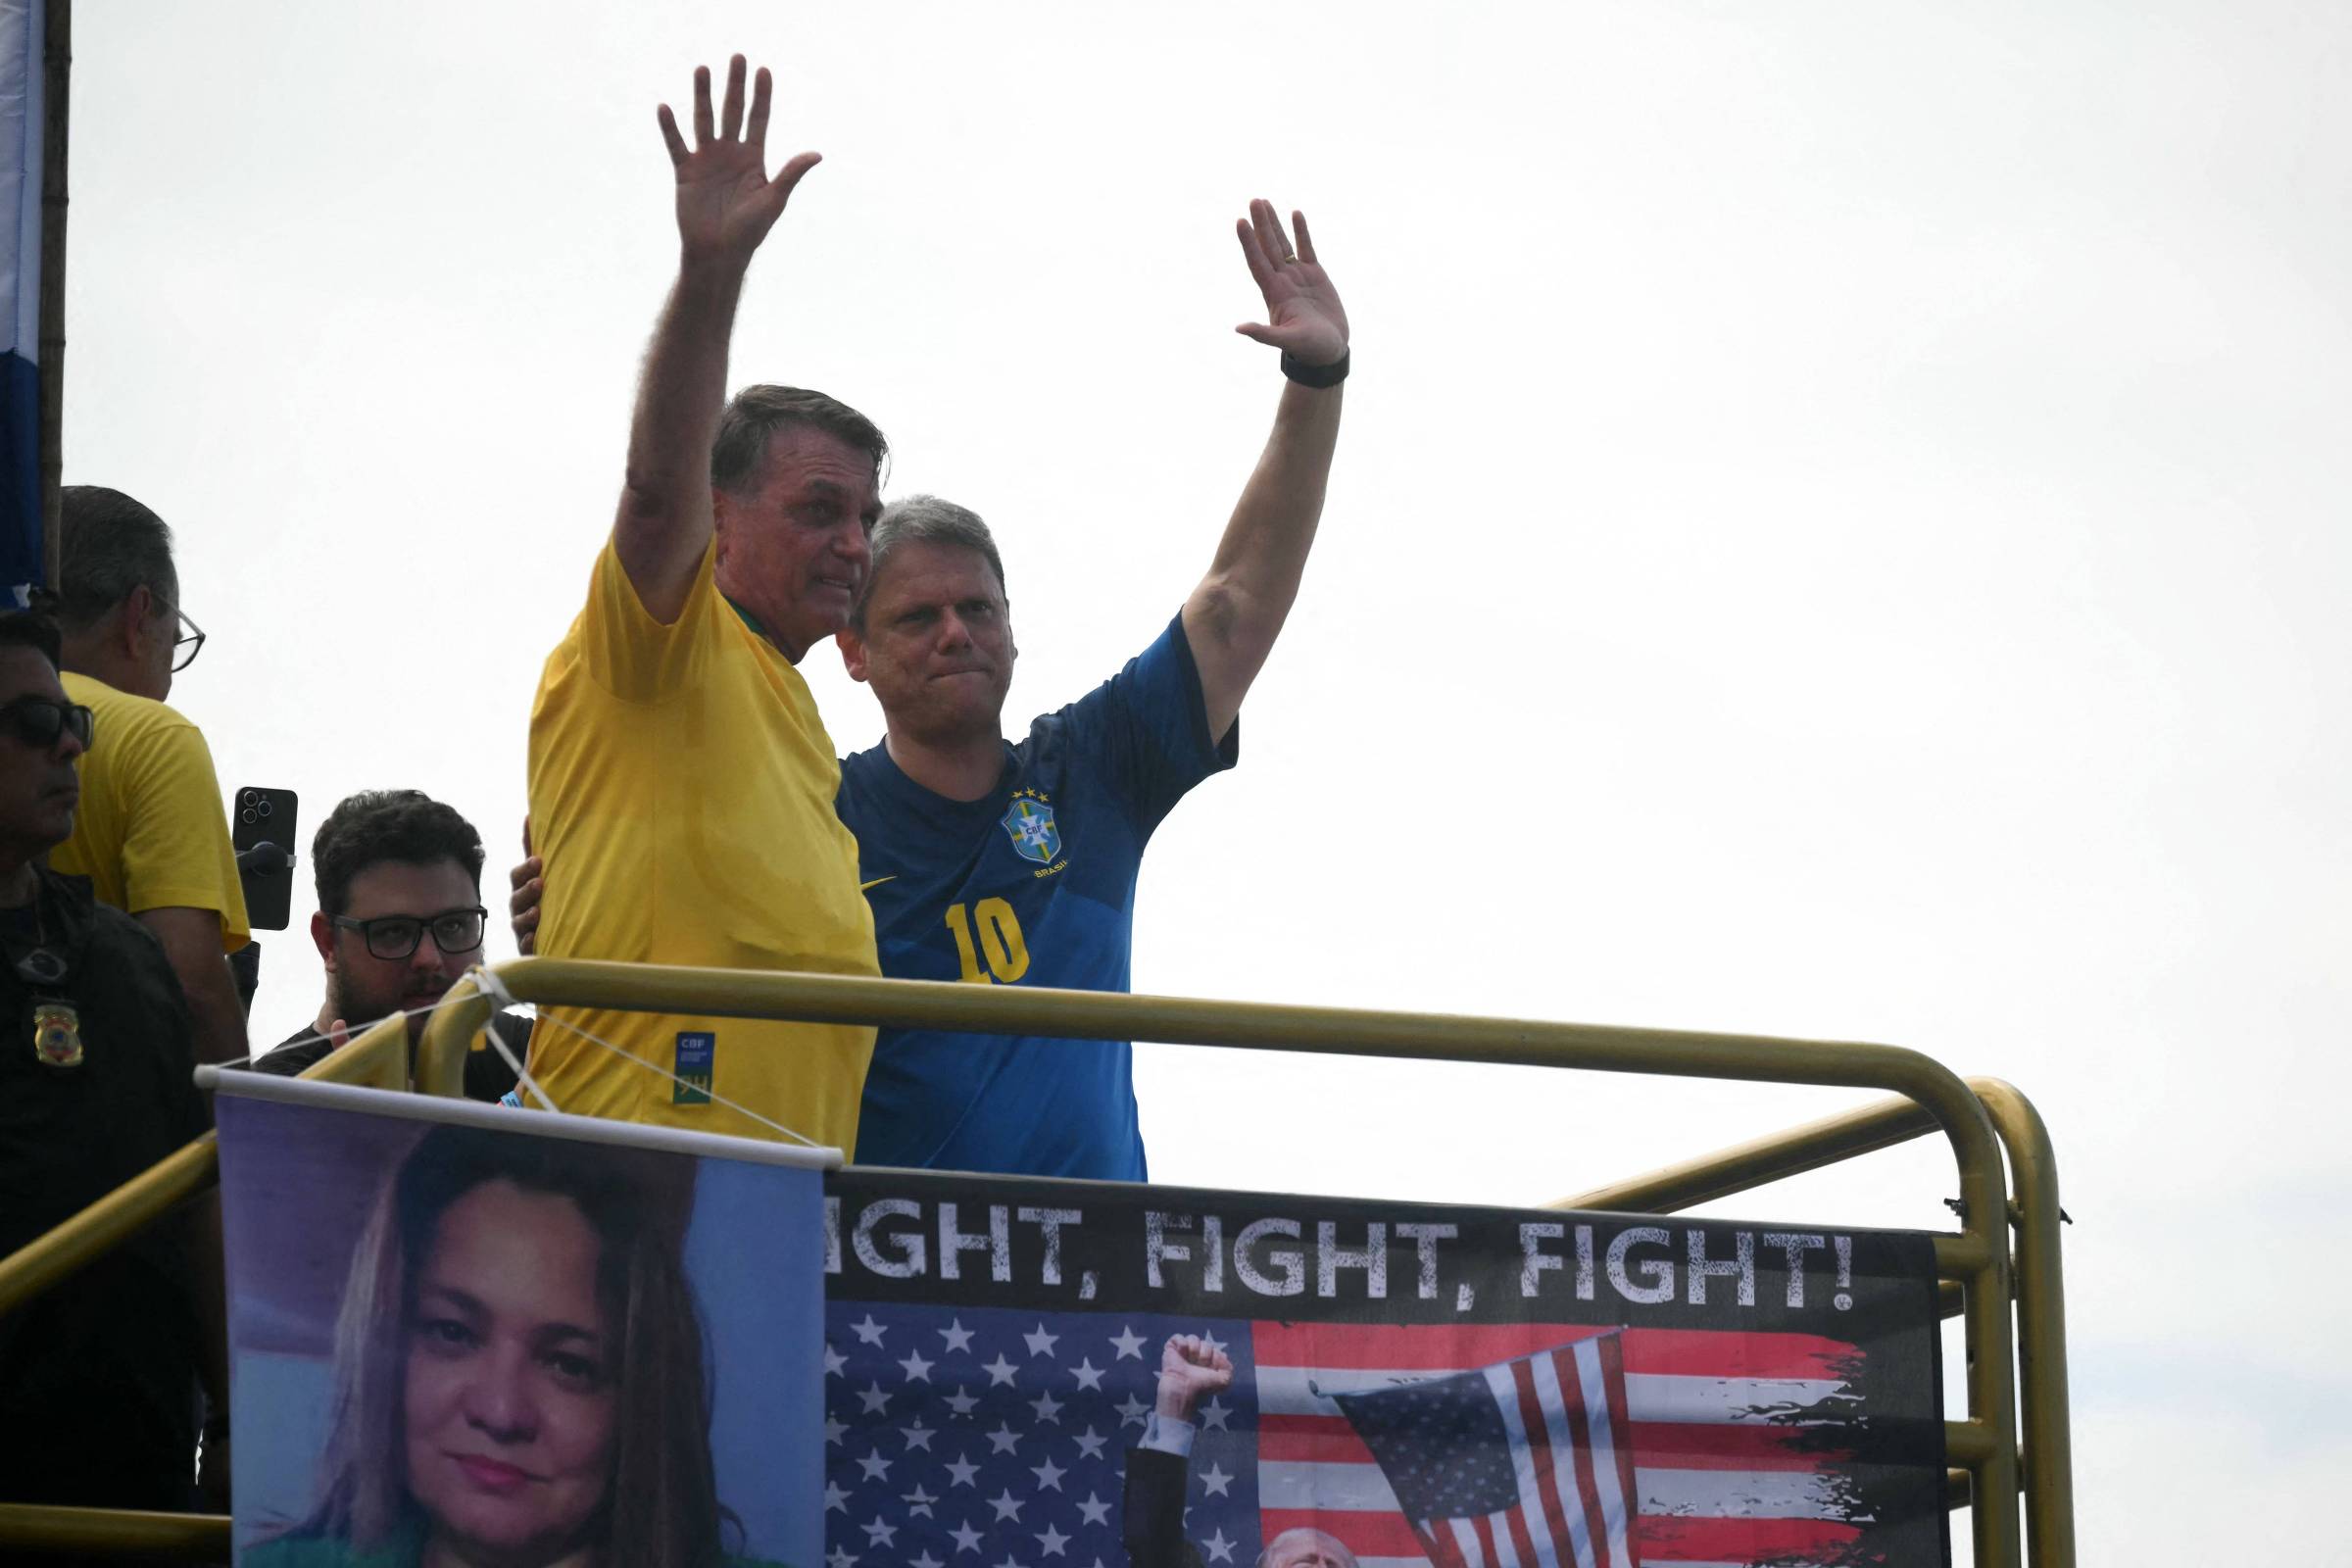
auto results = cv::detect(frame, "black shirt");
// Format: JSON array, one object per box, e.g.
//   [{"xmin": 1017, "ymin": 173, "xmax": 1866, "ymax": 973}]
[
  {"xmin": 254, "ymin": 1008, "xmax": 526, "ymax": 1102},
  {"xmin": 0, "ymin": 868, "xmax": 208, "ymax": 1510}
]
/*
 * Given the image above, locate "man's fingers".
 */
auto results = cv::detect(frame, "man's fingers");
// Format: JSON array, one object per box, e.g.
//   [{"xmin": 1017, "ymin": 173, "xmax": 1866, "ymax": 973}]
[
  {"xmin": 1235, "ymin": 218, "xmax": 1277, "ymax": 293},
  {"xmin": 657, "ymin": 104, "xmax": 689, "ymax": 168},
  {"xmin": 1236, "ymin": 320, "xmax": 1284, "ymax": 347},
  {"xmin": 719, "ymin": 54, "xmax": 747, "ymax": 141},
  {"xmin": 1291, "ymin": 209, "xmax": 1317, "ymax": 266},
  {"xmin": 510, "ymin": 855, "xmax": 542, "ymax": 893},
  {"xmin": 1252, "ymin": 198, "xmax": 1291, "ymax": 263},
  {"xmin": 692, "ymin": 64, "xmax": 715, "ymax": 146},
  {"xmin": 770, "ymin": 149, "xmax": 823, "ymax": 204},
  {"xmin": 746, "ymin": 67, "xmax": 773, "ymax": 151}
]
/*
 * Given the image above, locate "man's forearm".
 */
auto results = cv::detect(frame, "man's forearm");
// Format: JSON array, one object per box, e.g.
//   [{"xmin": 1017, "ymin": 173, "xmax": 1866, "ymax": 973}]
[
  {"xmin": 181, "ymin": 952, "xmax": 251, "ymax": 1068},
  {"xmin": 139, "ymin": 906, "xmax": 250, "ymax": 1066},
  {"xmin": 613, "ymin": 258, "xmax": 749, "ymax": 613},
  {"xmin": 1185, "ymin": 379, "xmax": 1345, "ymax": 734}
]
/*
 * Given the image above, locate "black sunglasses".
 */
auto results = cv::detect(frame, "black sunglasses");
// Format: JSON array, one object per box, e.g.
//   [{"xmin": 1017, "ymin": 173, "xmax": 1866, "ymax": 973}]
[
  {"xmin": 0, "ymin": 696, "xmax": 94, "ymax": 751},
  {"xmin": 331, "ymin": 906, "xmax": 489, "ymax": 961}
]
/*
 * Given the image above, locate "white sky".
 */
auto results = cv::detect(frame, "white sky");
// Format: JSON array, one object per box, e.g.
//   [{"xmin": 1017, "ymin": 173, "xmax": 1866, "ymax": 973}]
[{"xmin": 62, "ymin": 2, "xmax": 2351, "ymax": 1559}]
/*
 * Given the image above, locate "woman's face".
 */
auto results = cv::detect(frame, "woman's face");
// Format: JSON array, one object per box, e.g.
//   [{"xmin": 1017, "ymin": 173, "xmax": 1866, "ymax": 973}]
[{"xmin": 403, "ymin": 1179, "xmax": 618, "ymax": 1562}]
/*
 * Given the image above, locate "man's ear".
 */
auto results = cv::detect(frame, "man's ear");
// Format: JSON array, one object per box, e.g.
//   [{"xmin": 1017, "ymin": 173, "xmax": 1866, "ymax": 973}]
[
  {"xmin": 710, "ymin": 492, "xmax": 735, "ymax": 567},
  {"xmin": 117, "ymin": 584, "xmax": 158, "ymax": 663},
  {"xmin": 837, "ymin": 628, "xmax": 869, "ymax": 683},
  {"xmin": 310, "ymin": 909, "xmax": 338, "ymax": 969}
]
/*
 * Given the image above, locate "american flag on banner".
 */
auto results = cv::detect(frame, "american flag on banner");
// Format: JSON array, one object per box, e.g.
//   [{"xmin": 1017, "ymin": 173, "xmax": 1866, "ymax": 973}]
[
  {"xmin": 826, "ymin": 1304, "xmax": 1880, "ymax": 1568},
  {"xmin": 1329, "ymin": 1331, "xmax": 1642, "ymax": 1568}
]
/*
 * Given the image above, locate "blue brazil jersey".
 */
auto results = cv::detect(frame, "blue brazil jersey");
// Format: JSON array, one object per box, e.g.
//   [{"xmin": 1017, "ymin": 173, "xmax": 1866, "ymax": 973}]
[{"xmin": 837, "ymin": 613, "xmax": 1238, "ymax": 1178}]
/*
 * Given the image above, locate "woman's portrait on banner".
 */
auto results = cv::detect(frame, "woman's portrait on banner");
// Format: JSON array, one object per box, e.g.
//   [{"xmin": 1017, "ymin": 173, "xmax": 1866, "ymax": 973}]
[{"xmin": 217, "ymin": 1101, "xmax": 823, "ymax": 1568}]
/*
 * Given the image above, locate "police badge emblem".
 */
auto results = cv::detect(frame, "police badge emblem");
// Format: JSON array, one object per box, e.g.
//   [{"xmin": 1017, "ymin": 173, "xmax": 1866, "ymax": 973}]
[{"xmin": 33, "ymin": 1002, "xmax": 84, "ymax": 1067}]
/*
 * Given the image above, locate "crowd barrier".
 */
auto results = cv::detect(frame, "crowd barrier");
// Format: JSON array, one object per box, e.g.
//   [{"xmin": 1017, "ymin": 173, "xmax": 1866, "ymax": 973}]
[{"xmin": 0, "ymin": 958, "xmax": 2074, "ymax": 1567}]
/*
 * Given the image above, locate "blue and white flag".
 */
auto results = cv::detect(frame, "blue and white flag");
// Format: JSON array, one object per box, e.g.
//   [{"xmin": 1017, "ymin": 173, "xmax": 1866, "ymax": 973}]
[{"xmin": 0, "ymin": 0, "xmax": 42, "ymax": 601}]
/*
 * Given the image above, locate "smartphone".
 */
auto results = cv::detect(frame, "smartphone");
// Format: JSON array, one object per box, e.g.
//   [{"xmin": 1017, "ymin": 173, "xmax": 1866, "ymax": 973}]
[{"xmin": 232, "ymin": 785, "xmax": 300, "ymax": 931}]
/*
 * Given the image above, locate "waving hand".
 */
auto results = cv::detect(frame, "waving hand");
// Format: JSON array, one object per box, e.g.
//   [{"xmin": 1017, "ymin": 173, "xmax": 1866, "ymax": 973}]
[
  {"xmin": 1234, "ymin": 199, "xmax": 1349, "ymax": 368},
  {"xmin": 656, "ymin": 55, "xmax": 821, "ymax": 265}
]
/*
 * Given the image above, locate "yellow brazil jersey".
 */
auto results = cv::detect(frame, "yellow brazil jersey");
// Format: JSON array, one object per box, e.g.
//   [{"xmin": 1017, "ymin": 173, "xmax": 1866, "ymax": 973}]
[
  {"xmin": 53, "ymin": 671, "xmax": 251, "ymax": 951},
  {"xmin": 526, "ymin": 534, "xmax": 878, "ymax": 1149}
]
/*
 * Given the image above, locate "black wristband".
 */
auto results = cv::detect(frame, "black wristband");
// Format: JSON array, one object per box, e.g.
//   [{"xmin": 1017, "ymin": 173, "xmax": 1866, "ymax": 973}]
[{"xmin": 1280, "ymin": 349, "xmax": 1349, "ymax": 388}]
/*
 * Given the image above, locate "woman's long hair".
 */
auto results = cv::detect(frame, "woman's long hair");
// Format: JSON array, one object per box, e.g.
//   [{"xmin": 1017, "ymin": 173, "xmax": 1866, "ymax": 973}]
[{"xmin": 295, "ymin": 1123, "xmax": 726, "ymax": 1568}]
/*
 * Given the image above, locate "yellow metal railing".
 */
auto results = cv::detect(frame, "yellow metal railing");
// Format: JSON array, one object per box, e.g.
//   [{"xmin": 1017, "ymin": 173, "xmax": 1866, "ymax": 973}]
[
  {"xmin": 1550, "ymin": 1075, "xmax": 2074, "ymax": 1568},
  {"xmin": 0, "ymin": 958, "xmax": 2071, "ymax": 1567}
]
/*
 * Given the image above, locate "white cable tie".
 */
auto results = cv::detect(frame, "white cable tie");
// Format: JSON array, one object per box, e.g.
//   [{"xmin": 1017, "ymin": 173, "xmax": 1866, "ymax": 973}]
[
  {"xmin": 470, "ymin": 963, "xmax": 524, "ymax": 1016},
  {"xmin": 475, "ymin": 1008, "xmax": 560, "ymax": 1114},
  {"xmin": 526, "ymin": 1007, "xmax": 820, "ymax": 1148}
]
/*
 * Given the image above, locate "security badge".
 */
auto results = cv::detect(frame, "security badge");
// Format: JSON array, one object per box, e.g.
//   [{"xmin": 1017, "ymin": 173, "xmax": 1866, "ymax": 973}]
[
  {"xmin": 33, "ymin": 1002, "xmax": 83, "ymax": 1068},
  {"xmin": 17, "ymin": 945, "xmax": 82, "ymax": 1069}
]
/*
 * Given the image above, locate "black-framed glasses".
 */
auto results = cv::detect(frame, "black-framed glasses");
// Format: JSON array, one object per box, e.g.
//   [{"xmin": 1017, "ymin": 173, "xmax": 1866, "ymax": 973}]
[
  {"xmin": 331, "ymin": 906, "xmax": 488, "ymax": 960},
  {"xmin": 167, "ymin": 607, "xmax": 206, "ymax": 673},
  {"xmin": 0, "ymin": 696, "xmax": 94, "ymax": 752}
]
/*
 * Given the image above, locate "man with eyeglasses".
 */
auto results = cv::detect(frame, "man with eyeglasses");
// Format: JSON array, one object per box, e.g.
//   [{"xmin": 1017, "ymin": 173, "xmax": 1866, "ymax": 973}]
[
  {"xmin": 0, "ymin": 611, "xmax": 228, "ymax": 1520},
  {"xmin": 47, "ymin": 484, "xmax": 251, "ymax": 1069},
  {"xmin": 252, "ymin": 790, "xmax": 520, "ymax": 1102}
]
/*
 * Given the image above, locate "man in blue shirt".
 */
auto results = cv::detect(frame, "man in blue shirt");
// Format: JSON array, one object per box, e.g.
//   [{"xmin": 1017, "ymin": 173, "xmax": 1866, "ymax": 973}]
[
  {"xmin": 832, "ymin": 199, "xmax": 1348, "ymax": 1177},
  {"xmin": 514, "ymin": 199, "xmax": 1347, "ymax": 1177}
]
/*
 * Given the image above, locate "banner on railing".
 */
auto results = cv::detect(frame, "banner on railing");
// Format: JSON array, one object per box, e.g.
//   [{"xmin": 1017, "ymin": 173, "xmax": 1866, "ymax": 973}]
[
  {"xmin": 825, "ymin": 1172, "xmax": 1950, "ymax": 1568},
  {"xmin": 213, "ymin": 1075, "xmax": 836, "ymax": 1568}
]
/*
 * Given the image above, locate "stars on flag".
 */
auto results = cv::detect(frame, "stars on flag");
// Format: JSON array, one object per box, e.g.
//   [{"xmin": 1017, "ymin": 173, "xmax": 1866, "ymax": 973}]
[{"xmin": 826, "ymin": 1303, "xmax": 1258, "ymax": 1568}]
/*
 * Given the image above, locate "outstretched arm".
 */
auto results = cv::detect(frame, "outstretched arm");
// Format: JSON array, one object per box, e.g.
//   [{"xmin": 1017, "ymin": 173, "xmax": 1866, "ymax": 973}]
[
  {"xmin": 615, "ymin": 56, "xmax": 822, "ymax": 623},
  {"xmin": 1182, "ymin": 200, "xmax": 1349, "ymax": 743}
]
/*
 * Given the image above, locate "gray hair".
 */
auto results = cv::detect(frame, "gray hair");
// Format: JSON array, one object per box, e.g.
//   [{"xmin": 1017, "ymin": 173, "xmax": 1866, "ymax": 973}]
[
  {"xmin": 710, "ymin": 384, "xmax": 889, "ymax": 499},
  {"xmin": 852, "ymin": 494, "xmax": 1008, "ymax": 632},
  {"xmin": 56, "ymin": 485, "xmax": 178, "ymax": 629}
]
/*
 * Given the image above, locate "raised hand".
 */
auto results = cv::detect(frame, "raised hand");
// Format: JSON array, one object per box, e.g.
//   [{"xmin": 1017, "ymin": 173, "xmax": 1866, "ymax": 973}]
[
  {"xmin": 656, "ymin": 55, "xmax": 821, "ymax": 267},
  {"xmin": 1235, "ymin": 199, "xmax": 1348, "ymax": 368},
  {"xmin": 1154, "ymin": 1333, "xmax": 1236, "ymax": 1423}
]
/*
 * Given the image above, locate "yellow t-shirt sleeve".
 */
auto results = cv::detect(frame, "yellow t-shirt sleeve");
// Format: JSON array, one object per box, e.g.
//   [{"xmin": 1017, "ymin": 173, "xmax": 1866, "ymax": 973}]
[
  {"xmin": 113, "ymin": 713, "xmax": 252, "ymax": 951},
  {"xmin": 574, "ymin": 532, "xmax": 721, "ymax": 703}
]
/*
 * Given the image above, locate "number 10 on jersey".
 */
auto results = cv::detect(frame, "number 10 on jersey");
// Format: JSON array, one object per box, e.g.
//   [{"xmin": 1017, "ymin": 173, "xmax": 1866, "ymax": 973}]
[{"xmin": 945, "ymin": 899, "xmax": 1030, "ymax": 985}]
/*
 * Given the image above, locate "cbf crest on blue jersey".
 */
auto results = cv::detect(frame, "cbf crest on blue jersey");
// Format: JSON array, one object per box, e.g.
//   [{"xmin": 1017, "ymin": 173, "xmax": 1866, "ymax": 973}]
[{"xmin": 1000, "ymin": 791, "xmax": 1062, "ymax": 864}]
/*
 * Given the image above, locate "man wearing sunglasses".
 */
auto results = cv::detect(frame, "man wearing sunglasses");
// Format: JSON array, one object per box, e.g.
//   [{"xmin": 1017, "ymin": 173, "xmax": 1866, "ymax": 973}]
[
  {"xmin": 252, "ymin": 790, "xmax": 519, "ymax": 1102},
  {"xmin": 47, "ymin": 484, "xmax": 251, "ymax": 1070},
  {"xmin": 0, "ymin": 612, "xmax": 225, "ymax": 1519}
]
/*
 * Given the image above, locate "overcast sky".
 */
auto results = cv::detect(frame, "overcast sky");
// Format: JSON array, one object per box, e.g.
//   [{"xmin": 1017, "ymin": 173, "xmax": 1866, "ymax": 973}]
[{"xmin": 61, "ymin": 3, "xmax": 2351, "ymax": 1558}]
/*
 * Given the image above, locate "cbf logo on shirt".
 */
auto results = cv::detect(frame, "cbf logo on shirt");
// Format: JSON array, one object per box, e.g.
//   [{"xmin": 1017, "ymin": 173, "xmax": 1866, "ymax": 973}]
[
  {"xmin": 672, "ymin": 1031, "xmax": 714, "ymax": 1105},
  {"xmin": 1000, "ymin": 791, "xmax": 1062, "ymax": 864}
]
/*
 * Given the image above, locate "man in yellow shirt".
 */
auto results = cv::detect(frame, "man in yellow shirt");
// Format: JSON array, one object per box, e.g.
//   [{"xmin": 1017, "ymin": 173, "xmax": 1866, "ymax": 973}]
[
  {"xmin": 50, "ymin": 485, "xmax": 251, "ymax": 1067},
  {"xmin": 525, "ymin": 55, "xmax": 880, "ymax": 1149}
]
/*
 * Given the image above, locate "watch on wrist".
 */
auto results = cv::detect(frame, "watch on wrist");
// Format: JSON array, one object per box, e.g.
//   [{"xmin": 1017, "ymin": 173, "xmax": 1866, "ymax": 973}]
[{"xmin": 1280, "ymin": 349, "xmax": 1349, "ymax": 388}]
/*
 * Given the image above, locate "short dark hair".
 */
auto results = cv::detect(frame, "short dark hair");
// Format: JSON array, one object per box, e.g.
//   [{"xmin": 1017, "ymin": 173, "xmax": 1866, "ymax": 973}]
[
  {"xmin": 0, "ymin": 612, "xmax": 63, "ymax": 670},
  {"xmin": 851, "ymin": 495, "xmax": 1008, "ymax": 633},
  {"xmin": 710, "ymin": 384, "xmax": 888, "ymax": 499},
  {"xmin": 311, "ymin": 791, "xmax": 486, "ymax": 917},
  {"xmin": 56, "ymin": 486, "xmax": 179, "ymax": 630}
]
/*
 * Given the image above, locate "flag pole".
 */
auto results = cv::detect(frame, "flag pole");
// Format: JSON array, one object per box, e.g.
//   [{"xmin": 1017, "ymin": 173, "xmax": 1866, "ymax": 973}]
[{"xmin": 37, "ymin": 0, "xmax": 68, "ymax": 591}]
